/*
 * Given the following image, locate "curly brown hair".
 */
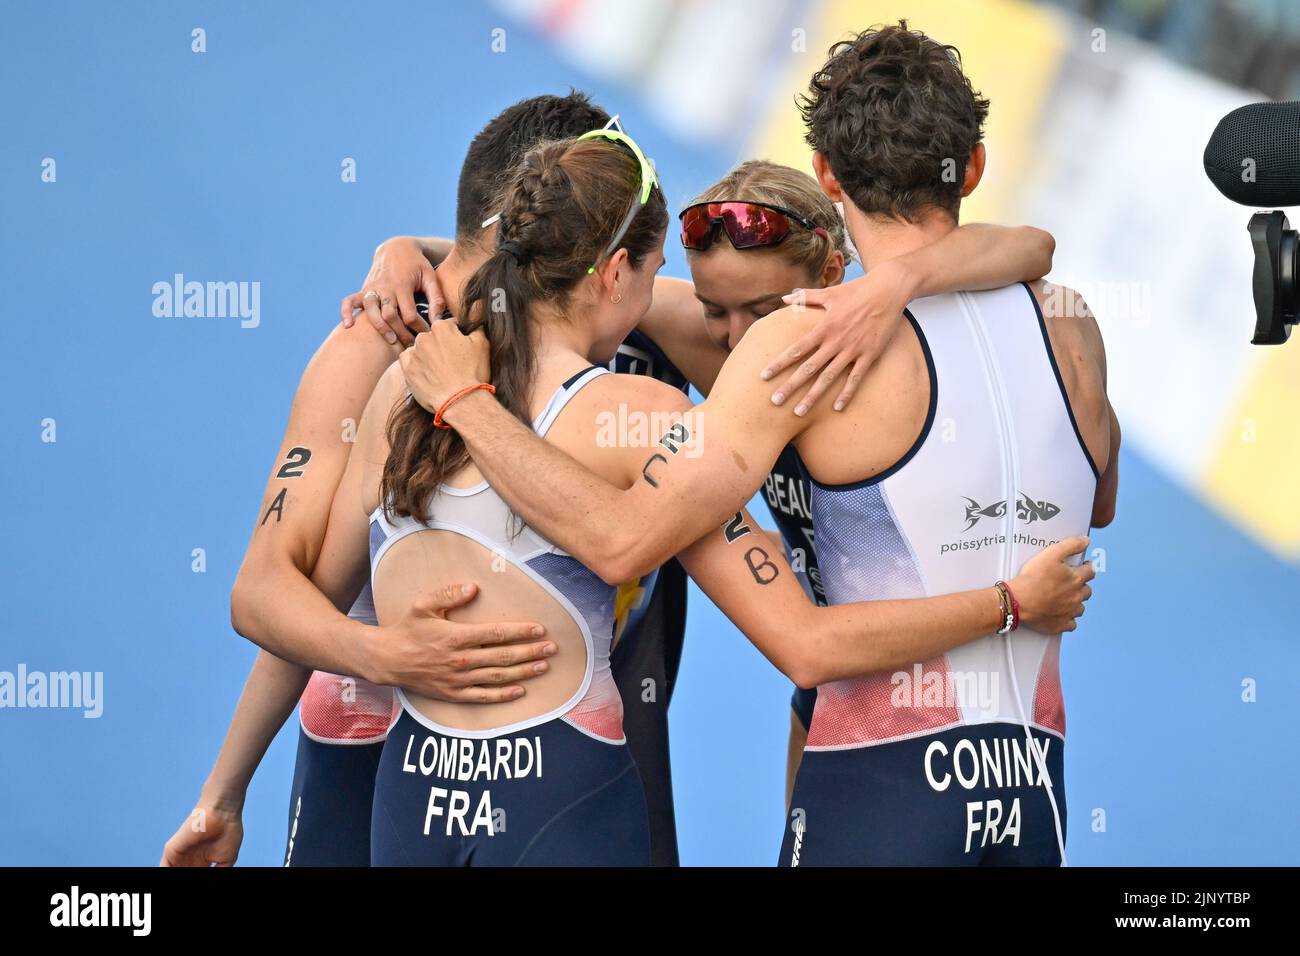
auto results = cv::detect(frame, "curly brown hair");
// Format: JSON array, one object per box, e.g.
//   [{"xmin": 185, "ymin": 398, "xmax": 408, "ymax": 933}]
[{"xmin": 798, "ymin": 21, "xmax": 990, "ymax": 223}]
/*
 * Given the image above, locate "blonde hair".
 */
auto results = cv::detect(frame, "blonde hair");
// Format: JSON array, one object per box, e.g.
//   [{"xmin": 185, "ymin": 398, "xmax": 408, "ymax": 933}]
[{"xmin": 685, "ymin": 160, "xmax": 854, "ymax": 275}]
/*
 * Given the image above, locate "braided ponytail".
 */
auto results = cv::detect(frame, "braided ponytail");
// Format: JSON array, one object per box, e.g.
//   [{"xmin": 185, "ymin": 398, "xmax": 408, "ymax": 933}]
[{"xmin": 382, "ymin": 136, "xmax": 667, "ymax": 520}]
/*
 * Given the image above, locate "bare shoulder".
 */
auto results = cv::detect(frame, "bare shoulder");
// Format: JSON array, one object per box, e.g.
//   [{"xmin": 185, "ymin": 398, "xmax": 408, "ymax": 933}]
[
  {"xmin": 1028, "ymin": 280, "xmax": 1113, "ymax": 470},
  {"xmin": 375, "ymin": 355, "xmax": 406, "ymax": 391},
  {"xmin": 652, "ymin": 275, "xmax": 698, "ymax": 309},
  {"xmin": 352, "ymin": 360, "xmax": 408, "ymax": 460},
  {"xmin": 736, "ymin": 303, "xmax": 806, "ymax": 355},
  {"xmin": 292, "ymin": 320, "xmax": 402, "ymax": 425},
  {"xmin": 373, "ymin": 358, "xmax": 409, "ymax": 409},
  {"xmin": 598, "ymin": 370, "xmax": 693, "ymax": 412},
  {"xmin": 572, "ymin": 372, "xmax": 696, "ymax": 441},
  {"xmin": 351, "ymin": 359, "xmax": 410, "ymax": 514},
  {"xmin": 310, "ymin": 318, "xmax": 400, "ymax": 372},
  {"xmin": 553, "ymin": 371, "xmax": 697, "ymax": 488},
  {"xmin": 1030, "ymin": 280, "xmax": 1107, "ymax": 381}
]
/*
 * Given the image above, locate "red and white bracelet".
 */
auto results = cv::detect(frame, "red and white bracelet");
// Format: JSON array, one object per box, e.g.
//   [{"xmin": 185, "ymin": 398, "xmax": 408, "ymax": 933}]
[{"xmin": 993, "ymin": 580, "xmax": 1020, "ymax": 635}]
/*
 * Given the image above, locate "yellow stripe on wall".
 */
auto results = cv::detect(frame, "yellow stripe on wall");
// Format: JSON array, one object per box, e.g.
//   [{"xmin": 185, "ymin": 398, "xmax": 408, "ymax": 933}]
[
  {"xmin": 751, "ymin": 0, "xmax": 1068, "ymax": 223},
  {"xmin": 1202, "ymin": 344, "xmax": 1300, "ymax": 560},
  {"xmin": 746, "ymin": 0, "xmax": 1299, "ymax": 565}
]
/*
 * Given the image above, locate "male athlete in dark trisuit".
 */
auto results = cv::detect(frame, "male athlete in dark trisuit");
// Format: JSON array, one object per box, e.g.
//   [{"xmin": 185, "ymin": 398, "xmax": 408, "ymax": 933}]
[{"xmin": 397, "ymin": 22, "xmax": 1119, "ymax": 866}]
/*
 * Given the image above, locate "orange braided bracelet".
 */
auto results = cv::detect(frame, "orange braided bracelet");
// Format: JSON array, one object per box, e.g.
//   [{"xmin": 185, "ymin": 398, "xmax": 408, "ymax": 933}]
[{"xmin": 433, "ymin": 383, "xmax": 496, "ymax": 430}]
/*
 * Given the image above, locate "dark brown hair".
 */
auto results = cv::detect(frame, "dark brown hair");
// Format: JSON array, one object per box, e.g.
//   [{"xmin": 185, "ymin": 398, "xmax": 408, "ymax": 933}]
[
  {"xmin": 454, "ymin": 91, "xmax": 610, "ymax": 246},
  {"xmin": 798, "ymin": 21, "xmax": 990, "ymax": 222},
  {"xmin": 383, "ymin": 136, "xmax": 667, "ymax": 520}
]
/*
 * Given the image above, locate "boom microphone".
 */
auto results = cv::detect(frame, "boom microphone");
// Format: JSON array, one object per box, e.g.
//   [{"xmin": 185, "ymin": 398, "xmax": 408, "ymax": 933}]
[
  {"xmin": 1204, "ymin": 100, "xmax": 1300, "ymax": 207},
  {"xmin": 1204, "ymin": 101, "xmax": 1300, "ymax": 344}
]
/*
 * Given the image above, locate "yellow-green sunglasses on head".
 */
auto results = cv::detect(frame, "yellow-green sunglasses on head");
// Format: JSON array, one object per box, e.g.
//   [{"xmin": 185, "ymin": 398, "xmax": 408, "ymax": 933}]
[{"xmin": 577, "ymin": 117, "xmax": 659, "ymax": 274}]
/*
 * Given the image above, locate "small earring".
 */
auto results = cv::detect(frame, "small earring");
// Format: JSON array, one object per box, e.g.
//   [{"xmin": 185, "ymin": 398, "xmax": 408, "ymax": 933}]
[{"xmin": 611, "ymin": 292, "xmax": 622, "ymax": 304}]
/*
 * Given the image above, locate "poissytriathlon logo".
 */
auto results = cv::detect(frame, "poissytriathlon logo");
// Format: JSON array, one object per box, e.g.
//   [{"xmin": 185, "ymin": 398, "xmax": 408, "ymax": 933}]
[{"xmin": 962, "ymin": 492, "xmax": 1060, "ymax": 532}]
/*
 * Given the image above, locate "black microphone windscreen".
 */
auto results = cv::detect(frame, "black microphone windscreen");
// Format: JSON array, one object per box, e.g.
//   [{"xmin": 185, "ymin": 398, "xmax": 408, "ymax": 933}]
[{"xmin": 1204, "ymin": 101, "xmax": 1300, "ymax": 207}]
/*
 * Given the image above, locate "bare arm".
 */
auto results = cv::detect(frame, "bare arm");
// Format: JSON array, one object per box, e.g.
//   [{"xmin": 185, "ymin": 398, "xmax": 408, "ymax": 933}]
[
  {"xmin": 413, "ymin": 235, "xmax": 455, "ymax": 264},
  {"xmin": 167, "ymin": 322, "xmax": 402, "ymax": 867},
  {"xmin": 229, "ymin": 324, "xmax": 402, "ymax": 679},
  {"xmin": 765, "ymin": 224, "xmax": 1056, "ymax": 413},
  {"xmin": 160, "ymin": 651, "xmax": 310, "ymax": 866},
  {"xmin": 902, "ymin": 223, "xmax": 1055, "ymax": 295},
  {"xmin": 1094, "ymin": 406, "xmax": 1120, "ymax": 528},
  {"xmin": 1033, "ymin": 282, "xmax": 1120, "ymax": 528},
  {"xmin": 401, "ymin": 332, "xmax": 778, "ymax": 584},
  {"xmin": 186, "ymin": 405, "xmax": 384, "ymax": 830},
  {"xmin": 677, "ymin": 507, "xmax": 1093, "ymax": 689},
  {"xmin": 403, "ymin": 316, "xmax": 810, "ymax": 583},
  {"xmin": 229, "ymin": 327, "xmax": 551, "ymax": 693},
  {"xmin": 195, "ymin": 652, "xmax": 311, "ymax": 810},
  {"xmin": 1084, "ymin": 304, "xmax": 1120, "ymax": 528},
  {"xmin": 637, "ymin": 275, "xmax": 728, "ymax": 394},
  {"xmin": 312, "ymin": 363, "xmax": 559, "ymax": 699},
  {"xmin": 296, "ymin": 364, "xmax": 393, "ymax": 614}
]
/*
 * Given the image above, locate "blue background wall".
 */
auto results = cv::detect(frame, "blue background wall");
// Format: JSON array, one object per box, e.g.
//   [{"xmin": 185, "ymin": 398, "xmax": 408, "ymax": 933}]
[{"xmin": 2, "ymin": 1, "xmax": 1296, "ymax": 865}]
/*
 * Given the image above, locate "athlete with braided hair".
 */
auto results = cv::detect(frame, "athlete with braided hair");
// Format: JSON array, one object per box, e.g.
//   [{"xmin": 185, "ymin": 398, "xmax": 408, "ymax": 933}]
[
  {"xmin": 397, "ymin": 23, "xmax": 1119, "ymax": 866},
  {"xmin": 313, "ymin": 127, "xmax": 1092, "ymax": 866},
  {"xmin": 162, "ymin": 93, "xmax": 670, "ymax": 868},
  {"xmin": 358, "ymin": 155, "xmax": 1058, "ymax": 813}
]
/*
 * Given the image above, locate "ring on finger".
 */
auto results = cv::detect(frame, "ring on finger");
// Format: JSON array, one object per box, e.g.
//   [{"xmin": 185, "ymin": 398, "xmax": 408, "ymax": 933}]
[{"xmin": 363, "ymin": 289, "xmax": 380, "ymax": 300}]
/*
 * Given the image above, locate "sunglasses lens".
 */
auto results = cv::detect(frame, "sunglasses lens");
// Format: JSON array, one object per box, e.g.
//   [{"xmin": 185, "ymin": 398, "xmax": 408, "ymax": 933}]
[
  {"xmin": 680, "ymin": 207, "xmax": 716, "ymax": 250},
  {"xmin": 719, "ymin": 203, "xmax": 790, "ymax": 248},
  {"xmin": 679, "ymin": 202, "xmax": 799, "ymax": 251}
]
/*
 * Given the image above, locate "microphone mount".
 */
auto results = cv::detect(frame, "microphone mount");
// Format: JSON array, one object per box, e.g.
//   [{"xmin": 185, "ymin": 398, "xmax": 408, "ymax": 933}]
[{"xmin": 1247, "ymin": 211, "xmax": 1298, "ymax": 344}]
